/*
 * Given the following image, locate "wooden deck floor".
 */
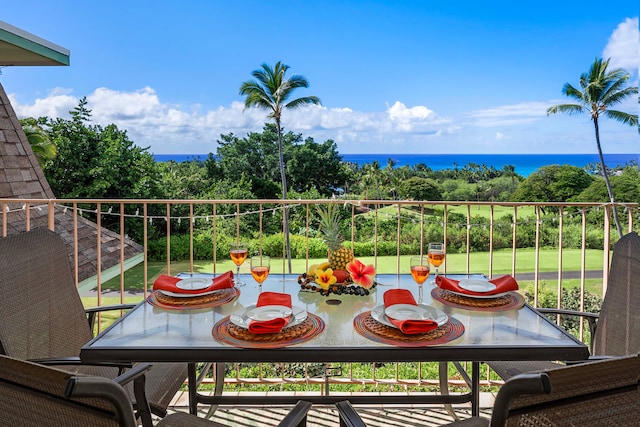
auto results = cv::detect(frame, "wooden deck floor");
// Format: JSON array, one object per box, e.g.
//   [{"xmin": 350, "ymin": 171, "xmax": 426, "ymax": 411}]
[{"xmin": 165, "ymin": 391, "xmax": 495, "ymax": 426}]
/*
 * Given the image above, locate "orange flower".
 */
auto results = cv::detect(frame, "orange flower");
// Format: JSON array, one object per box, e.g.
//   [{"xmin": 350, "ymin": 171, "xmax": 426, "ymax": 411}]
[
  {"xmin": 315, "ymin": 267, "xmax": 337, "ymax": 290},
  {"xmin": 347, "ymin": 259, "xmax": 376, "ymax": 289}
]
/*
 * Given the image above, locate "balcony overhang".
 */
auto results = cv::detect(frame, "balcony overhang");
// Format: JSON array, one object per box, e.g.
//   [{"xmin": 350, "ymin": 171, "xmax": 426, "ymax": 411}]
[{"xmin": 0, "ymin": 20, "xmax": 70, "ymax": 66}]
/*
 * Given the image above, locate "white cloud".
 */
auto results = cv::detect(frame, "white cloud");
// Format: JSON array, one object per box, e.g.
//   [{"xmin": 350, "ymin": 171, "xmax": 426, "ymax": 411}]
[
  {"xmin": 466, "ymin": 101, "xmax": 553, "ymax": 127},
  {"xmin": 8, "ymin": 89, "xmax": 76, "ymax": 120},
  {"xmin": 603, "ymin": 17, "xmax": 639, "ymax": 73},
  {"xmin": 9, "ymin": 88, "xmax": 452, "ymax": 153},
  {"xmin": 8, "ymin": 87, "xmax": 636, "ymax": 155}
]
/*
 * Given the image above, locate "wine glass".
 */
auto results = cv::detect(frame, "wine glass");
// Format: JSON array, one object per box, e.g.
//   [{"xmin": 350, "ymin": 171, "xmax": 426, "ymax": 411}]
[
  {"xmin": 250, "ymin": 255, "xmax": 270, "ymax": 292},
  {"xmin": 427, "ymin": 242, "xmax": 445, "ymax": 277},
  {"xmin": 410, "ymin": 255, "xmax": 430, "ymax": 302},
  {"xmin": 229, "ymin": 242, "xmax": 248, "ymax": 287}
]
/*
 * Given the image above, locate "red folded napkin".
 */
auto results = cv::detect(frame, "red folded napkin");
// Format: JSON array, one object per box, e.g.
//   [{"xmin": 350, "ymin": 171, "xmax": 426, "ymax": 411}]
[
  {"xmin": 382, "ymin": 289, "xmax": 438, "ymax": 335},
  {"xmin": 248, "ymin": 292, "xmax": 293, "ymax": 334},
  {"xmin": 435, "ymin": 275, "xmax": 518, "ymax": 296},
  {"xmin": 152, "ymin": 271, "xmax": 234, "ymax": 294}
]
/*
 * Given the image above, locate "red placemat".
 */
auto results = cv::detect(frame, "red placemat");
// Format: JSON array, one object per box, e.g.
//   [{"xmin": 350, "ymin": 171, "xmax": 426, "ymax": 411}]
[
  {"xmin": 212, "ymin": 313, "xmax": 325, "ymax": 349},
  {"xmin": 353, "ymin": 311, "xmax": 465, "ymax": 347},
  {"xmin": 147, "ymin": 288, "xmax": 240, "ymax": 309},
  {"xmin": 431, "ymin": 287, "xmax": 525, "ymax": 311}
]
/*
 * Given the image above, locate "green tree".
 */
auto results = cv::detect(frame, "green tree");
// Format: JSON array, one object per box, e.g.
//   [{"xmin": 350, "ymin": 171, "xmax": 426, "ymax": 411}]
[
  {"xmin": 239, "ymin": 62, "xmax": 321, "ymax": 272},
  {"xmin": 576, "ymin": 167, "xmax": 640, "ymax": 203},
  {"xmin": 513, "ymin": 165, "xmax": 593, "ymax": 206},
  {"xmin": 287, "ymin": 138, "xmax": 349, "ymax": 196},
  {"xmin": 20, "ymin": 117, "xmax": 56, "ymax": 167},
  {"xmin": 43, "ymin": 99, "xmax": 161, "ymax": 200},
  {"xmin": 400, "ymin": 177, "xmax": 442, "ymax": 200},
  {"xmin": 547, "ymin": 57, "xmax": 638, "ymax": 238}
]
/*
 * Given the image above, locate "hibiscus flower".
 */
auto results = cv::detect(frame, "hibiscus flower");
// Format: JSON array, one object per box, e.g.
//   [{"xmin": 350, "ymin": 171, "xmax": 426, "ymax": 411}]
[
  {"xmin": 347, "ymin": 259, "xmax": 376, "ymax": 289},
  {"xmin": 314, "ymin": 267, "xmax": 337, "ymax": 290}
]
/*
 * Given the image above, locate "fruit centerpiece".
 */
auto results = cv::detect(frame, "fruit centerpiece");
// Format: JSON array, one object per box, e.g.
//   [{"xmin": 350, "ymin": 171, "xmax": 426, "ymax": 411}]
[{"xmin": 298, "ymin": 204, "xmax": 376, "ymax": 296}]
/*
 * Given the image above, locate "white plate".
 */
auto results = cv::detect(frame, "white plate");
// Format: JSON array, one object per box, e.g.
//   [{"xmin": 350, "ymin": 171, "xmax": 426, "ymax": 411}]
[
  {"xmin": 245, "ymin": 305, "xmax": 293, "ymax": 321},
  {"xmin": 175, "ymin": 277, "xmax": 213, "ymax": 291},
  {"xmin": 446, "ymin": 290, "xmax": 511, "ymax": 299},
  {"xmin": 158, "ymin": 289, "xmax": 220, "ymax": 298},
  {"xmin": 372, "ymin": 304, "xmax": 448, "ymax": 329},
  {"xmin": 385, "ymin": 304, "xmax": 433, "ymax": 321},
  {"xmin": 230, "ymin": 305, "xmax": 307, "ymax": 330},
  {"xmin": 458, "ymin": 279, "xmax": 496, "ymax": 293}
]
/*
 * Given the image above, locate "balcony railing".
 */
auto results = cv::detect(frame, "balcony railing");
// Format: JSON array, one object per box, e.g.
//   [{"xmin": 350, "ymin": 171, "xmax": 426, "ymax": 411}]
[{"xmin": 2, "ymin": 197, "xmax": 638, "ymax": 391}]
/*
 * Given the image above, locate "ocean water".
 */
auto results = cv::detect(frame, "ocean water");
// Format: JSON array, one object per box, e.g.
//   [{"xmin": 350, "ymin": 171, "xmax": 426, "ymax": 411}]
[{"xmin": 153, "ymin": 153, "xmax": 638, "ymax": 178}]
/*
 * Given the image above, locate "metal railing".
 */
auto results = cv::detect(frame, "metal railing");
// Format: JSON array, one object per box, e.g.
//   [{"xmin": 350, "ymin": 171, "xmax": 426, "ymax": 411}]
[{"xmin": 2, "ymin": 197, "xmax": 638, "ymax": 391}]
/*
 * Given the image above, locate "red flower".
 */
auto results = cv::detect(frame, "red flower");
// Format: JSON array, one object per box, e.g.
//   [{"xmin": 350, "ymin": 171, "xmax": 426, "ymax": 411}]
[{"xmin": 347, "ymin": 259, "xmax": 376, "ymax": 289}]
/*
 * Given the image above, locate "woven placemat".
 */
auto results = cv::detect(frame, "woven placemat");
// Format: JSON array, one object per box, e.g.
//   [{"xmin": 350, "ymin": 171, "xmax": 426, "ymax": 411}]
[
  {"xmin": 147, "ymin": 288, "xmax": 240, "ymax": 309},
  {"xmin": 212, "ymin": 313, "xmax": 325, "ymax": 349},
  {"xmin": 353, "ymin": 311, "xmax": 465, "ymax": 347},
  {"xmin": 431, "ymin": 288, "xmax": 525, "ymax": 311}
]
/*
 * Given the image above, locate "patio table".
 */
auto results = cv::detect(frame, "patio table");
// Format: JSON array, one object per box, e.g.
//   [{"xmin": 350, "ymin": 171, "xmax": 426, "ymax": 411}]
[{"xmin": 80, "ymin": 274, "xmax": 589, "ymax": 416}]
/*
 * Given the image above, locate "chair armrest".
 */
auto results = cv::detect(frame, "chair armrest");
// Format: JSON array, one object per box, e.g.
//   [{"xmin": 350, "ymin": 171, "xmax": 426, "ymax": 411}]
[
  {"xmin": 536, "ymin": 308, "xmax": 599, "ymax": 348},
  {"xmin": 67, "ymin": 364, "xmax": 154, "ymax": 427},
  {"xmin": 29, "ymin": 356, "xmax": 134, "ymax": 371},
  {"xmin": 536, "ymin": 308, "xmax": 598, "ymax": 319},
  {"xmin": 491, "ymin": 373, "xmax": 551, "ymax": 426},
  {"xmin": 565, "ymin": 355, "xmax": 616, "ymax": 365},
  {"xmin": 277, "ymin": 400, "xmax": 313, "ymax": 427},
  {"xmin": 112, "ymin": 363, "xmax": 152, "ymax": 386},
  {"xmin": 336, "ymin": 400, "xmax": 368, "ymax": 427},
  {"xmin": 85, "ymin": 304, "xmax": 137, "ymax": 332}
]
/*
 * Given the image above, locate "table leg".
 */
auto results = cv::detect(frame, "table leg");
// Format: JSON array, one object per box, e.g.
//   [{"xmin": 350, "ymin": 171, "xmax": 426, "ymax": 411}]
[
  {"xmin": 471, "ymin": 362, "xmax": 480, "ymax": 417},
  {"xmin": 438, "ymin": 362, "xmax": 459, "ymax": 421},
  {"xmin": 188, "ymin": 363, "xmax": 198, "ymax": 415},
  {"xmin": 205, "ymin": 363, "xmax": 226, "ymax": 419}
]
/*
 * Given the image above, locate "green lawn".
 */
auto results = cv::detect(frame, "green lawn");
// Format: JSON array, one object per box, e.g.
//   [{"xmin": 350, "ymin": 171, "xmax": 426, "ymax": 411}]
[
  {"xmin": 97, "ymin": 248, "xmax": 606, "ymax": 297},
  {"xmin": 370, "ymin": 204, "xmax": 537, "ymax": 220}
]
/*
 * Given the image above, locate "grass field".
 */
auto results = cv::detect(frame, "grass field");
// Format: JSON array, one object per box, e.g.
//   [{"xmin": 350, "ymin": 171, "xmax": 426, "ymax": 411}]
[
  {"xmin": 94, "ymin": 247, "xmax": 606, "ymax": 299},
  {"xmin": 372, "ymin": 204, "xmax": 537, "ymax": 220}
]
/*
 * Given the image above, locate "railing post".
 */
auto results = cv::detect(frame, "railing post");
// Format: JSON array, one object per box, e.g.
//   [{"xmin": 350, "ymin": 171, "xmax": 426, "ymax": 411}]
[
  {"xmin": 602, "ymin": 205, "xmax": 611, "ymax": 294},
  {"xmin": 47, "ymin": 200, "xmax": 55, "ymax": 231}
]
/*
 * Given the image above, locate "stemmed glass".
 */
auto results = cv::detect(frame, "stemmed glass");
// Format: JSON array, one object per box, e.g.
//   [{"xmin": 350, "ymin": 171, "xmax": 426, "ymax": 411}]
[
  {"xmin": 230, "ymin": 242, "xmax": 248, "ymax": 287},
  {"xmin": 410, "ymin": 255, "xmax": 430, "ymax": 303},
  {"xmin": 427, "ymin": 242, "xmax": 445, "ymax": 277},
  {"xmin": 250, "ymin": 255, "xmax": 270, "ymax": 292}
]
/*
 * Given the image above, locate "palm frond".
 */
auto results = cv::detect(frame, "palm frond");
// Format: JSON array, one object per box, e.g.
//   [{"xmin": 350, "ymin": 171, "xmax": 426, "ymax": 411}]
[
  {"xmin": 547, "ymin": 104, "xmax": 585, "ymax": 116},
  {"xmin": 285, "ymin": 96, "xmax": 322, "ymax": 109},
  {"xmin": 601, "ymin": 85, "xmax": 637, "ymax": 107},
  {"xmin": 604, "ymin": 110, "xmax": 638, "ymax": 127},
  {"xmin": 561, "ymin": 83, "xmax": 585, "ymax": 103}
]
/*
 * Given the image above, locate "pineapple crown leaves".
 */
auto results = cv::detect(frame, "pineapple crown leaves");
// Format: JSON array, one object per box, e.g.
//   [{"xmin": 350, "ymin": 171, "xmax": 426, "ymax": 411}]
[{"xmin": 315, "ymin": 204, "xmax": 344, "ymax": 250}]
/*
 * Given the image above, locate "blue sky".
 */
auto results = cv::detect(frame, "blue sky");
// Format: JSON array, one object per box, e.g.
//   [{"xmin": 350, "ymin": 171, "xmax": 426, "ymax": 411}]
[{"xmin": 1, "ymin": 1, "xmax": 638, "ymax": 155}]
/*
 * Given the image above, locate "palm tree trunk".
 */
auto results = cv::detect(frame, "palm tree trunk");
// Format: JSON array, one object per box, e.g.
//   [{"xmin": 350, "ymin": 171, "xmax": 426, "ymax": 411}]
[
  {"xmin": 594, "ymin": 118, "xmax": 623, "ymax": 238},
  {"xmin": 276, "ymin": 119, "xmax": 293, "ymax": 273}
]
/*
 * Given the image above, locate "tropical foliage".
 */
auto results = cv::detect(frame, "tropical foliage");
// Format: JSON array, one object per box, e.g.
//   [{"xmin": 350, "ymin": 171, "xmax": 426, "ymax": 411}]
[
  {"xmin": 239, "ymin": 62, "xmax": 321, "ymax": 272},
  {"xmin": 547, "ymin": 57, "xmax": 638, "ymax": 237},
  {"xmin": 19, "ymin": 96, "xmax": 640, "ymax": 258}
]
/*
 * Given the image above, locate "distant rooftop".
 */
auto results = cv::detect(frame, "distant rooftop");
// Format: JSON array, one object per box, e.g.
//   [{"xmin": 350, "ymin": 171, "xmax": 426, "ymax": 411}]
[{"xmin": 0, "ymin": 20, "xmax": 70, "ymax": 66}]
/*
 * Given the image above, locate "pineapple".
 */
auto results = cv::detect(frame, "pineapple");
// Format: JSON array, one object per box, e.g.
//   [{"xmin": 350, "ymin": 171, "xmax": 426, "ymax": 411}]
[{"xmin": 316, "ymin": 204, "xmax": 354, "ymax": 270}]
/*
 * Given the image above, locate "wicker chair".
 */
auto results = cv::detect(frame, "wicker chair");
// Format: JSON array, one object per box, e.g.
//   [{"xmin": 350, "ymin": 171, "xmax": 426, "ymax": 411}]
[
  {"xmin": 488, "ymin": 231, "xmax": 640, "ymax": 380},
  {"xmin": 336, "ymin": 354, "xmax": 640, "ymax": 426},
  {"xmin": 0, "ymin": 228, "xmax": 187, "ymax": 426},
  {"xmin": 0, "ymin": 354, "xmax": 313, "ymax": 427}
]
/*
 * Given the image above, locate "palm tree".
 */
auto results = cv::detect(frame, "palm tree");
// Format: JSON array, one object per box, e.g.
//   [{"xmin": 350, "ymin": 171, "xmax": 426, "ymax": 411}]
[
  {"xmin": 240, "ymin": 62, "xmax": 321, "ymax": 272},
  {"xmin": 20, "ymin": 118, "xmax": 56, "ymax": 166},
  {"xmin": 547, "ymin": 57, "xmax": 638, "ymax": 238}
]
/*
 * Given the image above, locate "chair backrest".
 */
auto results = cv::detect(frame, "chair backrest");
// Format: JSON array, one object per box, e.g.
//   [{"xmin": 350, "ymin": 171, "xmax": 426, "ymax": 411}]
[
  {"xmin": 491, "ymin": 354, "xmax": 639, "ymax": 426},
  {"xmin": 0, "ymin": 228, "xmax": 93, "ymax": 360},
  {"xmin": 592, "ymin": 231, "xmax": 640, "ymax": 356},
  {"xmin": 0, "ymin": 354, "xmax": 136, "ymax": 427}
]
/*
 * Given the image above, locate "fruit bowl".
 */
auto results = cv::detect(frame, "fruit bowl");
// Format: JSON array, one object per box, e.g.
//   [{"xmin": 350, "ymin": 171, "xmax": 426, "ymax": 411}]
[{"xmin": 297, "ymin": 273, "xmax": 376, "ymax": 296}]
